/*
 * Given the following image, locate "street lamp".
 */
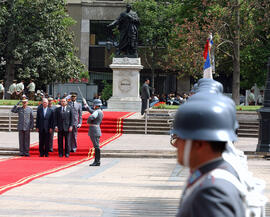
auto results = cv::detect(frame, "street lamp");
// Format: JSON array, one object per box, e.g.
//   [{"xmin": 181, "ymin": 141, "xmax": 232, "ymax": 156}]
[{"xmin": 256, "ymin": 57, "xmax": 270, "ymax": 152}]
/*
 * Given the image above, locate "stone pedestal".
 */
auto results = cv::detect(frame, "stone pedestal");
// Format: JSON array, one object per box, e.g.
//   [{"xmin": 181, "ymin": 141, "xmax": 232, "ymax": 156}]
[{"xmin": 107, "ymin": 57, "xmax": 143, "ymax": 112}]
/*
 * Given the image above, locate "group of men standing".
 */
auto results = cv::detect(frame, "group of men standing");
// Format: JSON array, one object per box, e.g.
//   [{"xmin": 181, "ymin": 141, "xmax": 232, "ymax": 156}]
[
  {"xmin": 5, "ymin": 79, "xmax": 35, "ymax": 100},
  {"xmin": 11, "ymin": 92, "xmax": 82, "ymax": 158}
]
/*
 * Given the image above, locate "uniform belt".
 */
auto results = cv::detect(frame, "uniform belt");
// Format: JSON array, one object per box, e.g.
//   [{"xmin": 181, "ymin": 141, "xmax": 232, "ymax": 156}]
[{"xmin": 89, "ymin": 124, "xmax": 99, "ymax": 127}]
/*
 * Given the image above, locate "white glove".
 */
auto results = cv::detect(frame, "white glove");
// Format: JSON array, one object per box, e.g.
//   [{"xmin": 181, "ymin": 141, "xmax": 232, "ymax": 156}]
[
  {"xmin": 77, "ymin": 124, "xmax": 81, "ymax": 128},
  {"xmin": 82, "ymin": 98, "xmax": 87, "ymax": 105}
]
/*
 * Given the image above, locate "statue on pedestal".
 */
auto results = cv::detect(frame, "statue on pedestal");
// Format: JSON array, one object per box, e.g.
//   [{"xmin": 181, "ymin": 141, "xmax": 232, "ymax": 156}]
[{"xmin": 107, "ymin": 4, "xmax": 140, "ymax": 58}]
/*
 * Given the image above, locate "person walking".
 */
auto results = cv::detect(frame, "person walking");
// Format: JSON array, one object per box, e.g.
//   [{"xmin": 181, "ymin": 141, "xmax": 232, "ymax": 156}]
[
  {"xmin": 27, "ymin": 79, "xmax": 36, "ymax": 101},
  {"xmin": 11, "ymin": 98, "xmax": 34, "ymax": 157},
  {"xmin": 171, "ymin": 78, "xmax": 245, "ymax": 217},
  {"xmin": 9, "ymin": 80, "xmax": 17, "ymax": 99},
  {"xmin": 68, "ymin": 92, "xmax": 82, "ymax": 153},
  {"xmin": 48, "ymin": 97, "xmax": 57, "ymax": 152},
  {"xmin": 54, "ymin": 98, "xmax": 73, "ymax": 158},
  {"xmin": 85, "ymin": 99, "xmax": 103, "ymax": 166},
  {"xmin": 36, "ymin": 98, "xmax": 54, "ymax": 157},
  {"xmin": 140, "ymin": 78, "xmax": 150, "ymax": 115},
  {"xmin": 0, "ymin": 80, "xmax": 4, "ymax": 99}
]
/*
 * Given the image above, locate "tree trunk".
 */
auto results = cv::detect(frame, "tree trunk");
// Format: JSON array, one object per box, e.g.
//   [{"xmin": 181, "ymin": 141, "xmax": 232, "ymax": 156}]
[
  {"xmin": 4, "ymin": 59, "xmax": 15, "ymax": 99},
  {"xmin": 151, "ymin": 68, "xmax": 155, "ymax": 95},
  {"xmin": 232, "ymin": 0, "xmax": 240, "ymax": 105}
]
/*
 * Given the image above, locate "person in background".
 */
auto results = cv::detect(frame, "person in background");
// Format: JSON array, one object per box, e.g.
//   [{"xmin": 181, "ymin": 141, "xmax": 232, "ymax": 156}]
[
  {"xmin": 140, "ymin": 78, "xmax": 150, "ymax": 115},
  {"xmin": 0, "ymin": 80, "xmax": 4, "ymax": 99},
  {"xmin": 27, "ymin": 79, "xmax": 35, "ymax": 101},
  {"xmin": 9, "ymin": 80, "xmax": 17, "ymax": 99},
  {"xmin": 257, "ymin": 90, "xmax": 264, "ymax": 106},
  {"xmin": 247, "ymin": 88, "xmax": 255, "ymax": 105},
  {"xmin": 36, "ymin": 98, "xmax": 54, "ymax": 157},
  {"xmin": 48, "ymin": 97, "xmax": 57, "ymax": 152},
  {"xmin": 16, "ymin": 80, "xmax": 24, "ymax": 99},
  {"xmin": 68, "ymin": 92, "xmax": 82, "ymax": 153},
  {"xmin": 11, "ymin": 98, "xmax": 34, "ymax": 157},
  {"xmin": 35, "ymin": 90, "xmax": 43, "ymax": 102}
]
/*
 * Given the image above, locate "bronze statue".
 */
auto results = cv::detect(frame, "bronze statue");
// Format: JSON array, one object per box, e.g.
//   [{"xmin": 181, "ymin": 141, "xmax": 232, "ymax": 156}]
[{"xmin": 107, "ymin": 4, "xmax": 140, "ymax": 57}]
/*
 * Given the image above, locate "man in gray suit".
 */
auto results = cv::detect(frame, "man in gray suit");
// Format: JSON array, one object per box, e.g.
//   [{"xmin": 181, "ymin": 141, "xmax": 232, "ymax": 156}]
[
  {"xmin": 85, "ymin": 99, "xmax": 103, "ymax": 166},
  {"xmin": 170, "ymin": 79, "xmax": 245, "ymax": 217},
  {"xmin": 11, "ymin": 98, "xmax": 34, "ymax": 157},
  {"xmin": 140, "ymin": 78, "xmax": 150, "ymax": 115},
  {"xmin": 68, "ymin": 92, "xmax": 82, "ymax": 152},
  {"xmin": 54, "ymin": 98, "xmax": 73, "ymax": 157}
]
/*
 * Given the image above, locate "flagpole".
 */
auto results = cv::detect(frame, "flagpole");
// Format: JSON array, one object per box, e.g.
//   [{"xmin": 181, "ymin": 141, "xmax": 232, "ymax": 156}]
[{"xmin": 203, "ymin": 33, "xmax": 213, "ymax": 79}]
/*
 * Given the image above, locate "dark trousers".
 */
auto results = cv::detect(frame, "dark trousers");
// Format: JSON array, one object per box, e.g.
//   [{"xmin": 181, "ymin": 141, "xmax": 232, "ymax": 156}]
[
  {"xmin": 141, "ymin": 99, "xmax": 148, "ymax": 115},
  {"xmin": 39, "ymin": 129, "xmax": 50, "ymax": 156},
  {"xmin": 49, "ymin": 130, "xmax": 54, "ymax": 152},
  {"xmin": 19, "ymin": 130, "xmax": 30, "ymax": 156},
  {"xmin": 58, "ymin": 131, "xmax": 70, "ymax": 156}
]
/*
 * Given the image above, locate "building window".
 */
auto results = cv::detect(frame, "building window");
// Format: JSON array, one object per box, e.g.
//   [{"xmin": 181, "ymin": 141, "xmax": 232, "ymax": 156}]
[{"xmin": 90, "ymin": 20, "xmax": 112, "ymax": 46}]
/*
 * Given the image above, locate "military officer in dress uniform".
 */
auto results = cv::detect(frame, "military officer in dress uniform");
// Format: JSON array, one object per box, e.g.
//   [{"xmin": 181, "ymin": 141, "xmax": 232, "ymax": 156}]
[
  {"xmin": 48, "ymin": 97, "xmax": 57, "ymax": 152},
  {"xmin": 11, "ymin": 98, "xmax": 34, "ymax": 157},
  {"xmin": 9, "ymin": 80, "xmax": 17, "ymax": 99},
  {"xmin": 170, "ymin": 79, "xmax": 245, "ymax": 217},
  {"xmin": 85, "ymin": 99, "xmax": 103, "ymax": 166},
  {"xmin": 0, "ymin": 80, "xmax": 4, "ymax": 99},
  {"xmin": 68, "ymin": 92, "xmax": 82, "ymax": 152}
]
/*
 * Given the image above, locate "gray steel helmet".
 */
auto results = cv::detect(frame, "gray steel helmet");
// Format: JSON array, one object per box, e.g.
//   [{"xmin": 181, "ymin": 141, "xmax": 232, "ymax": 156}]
[
  {"xmin": 171, "ymin": 97, "xmax": 238, "ymax": 142},
  {"xmin": 197, "ymin": 78, "xmax": 224, "ymax": 94},
  {"xmin": 93, "ymin": 99, "xmax": 102, "ymax": 107}
]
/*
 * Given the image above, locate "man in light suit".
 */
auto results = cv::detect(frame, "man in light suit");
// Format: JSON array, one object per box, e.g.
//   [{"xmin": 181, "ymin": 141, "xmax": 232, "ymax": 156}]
[
  {"xmin": 140, "ymin": 78, "xmax": 150, "ymax": 115},
  {"xmin": 36, "ymin": 98, "xmax": 54, "ymax": 157},
  {"xmin": 11, "ymin": 98, "xmax": 34, "ymax": 157},
  {"xmin": 54, "ymin": 98, "xmax": 73, "ymax": 157},
  {"xmin": 68, "ymin": 92, "xmax": 82, "ymax": 152}
]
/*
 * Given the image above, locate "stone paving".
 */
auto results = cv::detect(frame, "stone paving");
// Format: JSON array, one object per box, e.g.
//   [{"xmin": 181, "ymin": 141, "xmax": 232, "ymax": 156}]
[{"xmin": 0, "ymin": 133, "xmax": 269, "ymax": 216}]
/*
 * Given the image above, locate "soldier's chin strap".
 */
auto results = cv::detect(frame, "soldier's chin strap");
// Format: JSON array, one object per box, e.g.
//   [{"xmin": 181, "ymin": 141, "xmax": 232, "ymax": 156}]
[{"xmin": 183, "ymin": 140, "xmax": 192, "ymax": 167}]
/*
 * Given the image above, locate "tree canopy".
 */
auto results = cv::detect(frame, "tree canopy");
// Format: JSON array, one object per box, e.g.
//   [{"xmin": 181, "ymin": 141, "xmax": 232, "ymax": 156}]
[
  {"xmin": 133, "ymin": 0, "xmax": 270, "ymax": 104},
  {"xmin": 0, "ymin": 0, "xmax": 85, "ymax": 89}
]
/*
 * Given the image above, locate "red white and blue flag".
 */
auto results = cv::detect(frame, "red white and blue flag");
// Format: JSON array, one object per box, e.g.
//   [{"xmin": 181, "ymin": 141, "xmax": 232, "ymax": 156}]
[{"xmin": 203, "ymin": 34, "xmax": 214, "ymax": 78}]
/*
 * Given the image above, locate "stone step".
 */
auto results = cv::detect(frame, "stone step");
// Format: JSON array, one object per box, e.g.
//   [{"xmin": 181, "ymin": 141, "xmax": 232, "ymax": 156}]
[
  {"xmin": 238, "ymin": 133, "xmax": 258, "ymax": 137},
  {"xmin": 124, "ymin": 126, "xmax": 170, "ymax": 130},
  {"xmin": 123, "ymin": 129, "xmax": 169, "ymax": 135}
]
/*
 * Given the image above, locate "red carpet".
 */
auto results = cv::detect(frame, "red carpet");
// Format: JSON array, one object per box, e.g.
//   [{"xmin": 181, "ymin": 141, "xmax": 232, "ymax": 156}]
[{"xmin": 0, "ymin": 111, "xmax": 134, "ymax": 195}]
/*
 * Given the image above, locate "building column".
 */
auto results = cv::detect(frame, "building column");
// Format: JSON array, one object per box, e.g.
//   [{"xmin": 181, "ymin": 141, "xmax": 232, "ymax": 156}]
[{"xmin": 80, "ymin": 19, "xmax": 90, "ymax": 69}]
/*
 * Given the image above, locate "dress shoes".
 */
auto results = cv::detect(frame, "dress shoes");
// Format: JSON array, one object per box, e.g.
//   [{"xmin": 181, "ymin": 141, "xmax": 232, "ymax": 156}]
[
  {"xmin": 24, "ymin": 154, "xmax": 30, "ymax": 157},
  {"xmin": 49, "ymin": 149, "xmax": 53, "ymax": 152},
  {"xmin": 89, "ymin": 161, "xmax": 100, "ymax": 166},
  {"xmin": 40, "ymin": 154, "xmax": 44, "ymax": 157},
  {"xmin": 45, "ymin": 154, "xmax": 49, "ymax": 157},
  {"xmin": 59, "ymin": 154, "xmax": 63, "ymax": 157},
  {"xmin": 65, "ymin": 154, "xmax": 69, "ymax": 158}
]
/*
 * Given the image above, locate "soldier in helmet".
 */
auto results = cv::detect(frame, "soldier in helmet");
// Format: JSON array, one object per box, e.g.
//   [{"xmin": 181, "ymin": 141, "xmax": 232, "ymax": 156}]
[
  {"xmin": 171, "ymin": 79, "xmax": 245, "ymax": 217},
  {"xmin": 84, "ymin": 99, "xmax": 104, "ymax": 166}
]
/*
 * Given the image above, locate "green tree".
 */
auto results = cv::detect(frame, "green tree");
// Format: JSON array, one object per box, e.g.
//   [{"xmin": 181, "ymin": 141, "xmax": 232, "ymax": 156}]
[
  {"xmin": 0, "ymin": 0, "xmax": 85, "ymax": 93},
  {"xmin": 167, "ymin": 0, "xmax": 270, "ymax": 104},
  {"xmin": 132, "ymin": 0, "xmax": 181, "ymax": 90}
]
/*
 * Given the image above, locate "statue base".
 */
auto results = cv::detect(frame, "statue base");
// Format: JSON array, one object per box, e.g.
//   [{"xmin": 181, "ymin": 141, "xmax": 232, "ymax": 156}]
[{"xmin": 107, "ymin": 57, "xmax": 143, "ymax": 112}]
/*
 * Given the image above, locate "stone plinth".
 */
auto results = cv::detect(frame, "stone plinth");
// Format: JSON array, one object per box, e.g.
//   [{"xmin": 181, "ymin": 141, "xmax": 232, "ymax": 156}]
[{"xmin": 107, "ymin": 57, "xmax": 143, "ymax": 112}]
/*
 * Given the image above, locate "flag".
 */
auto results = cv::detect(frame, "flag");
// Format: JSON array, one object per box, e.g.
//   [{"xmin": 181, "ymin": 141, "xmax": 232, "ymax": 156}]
[{"xmin": 203, "ymin": 34, "xmax": 213, "ymax": 78}]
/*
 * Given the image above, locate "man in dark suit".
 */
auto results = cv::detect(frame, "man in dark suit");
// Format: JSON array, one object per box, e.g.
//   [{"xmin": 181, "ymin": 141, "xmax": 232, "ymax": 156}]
[
  {"xmin": 36, "ymin": 98, "xmax": 54, "ymax": 157},
  {"xmin": 140, "ymin": 78, "xmax": 150, "ymax": 115},
  {"xmin": 54, "ymin": 98, "xmax": 73, "ymax": 157}
]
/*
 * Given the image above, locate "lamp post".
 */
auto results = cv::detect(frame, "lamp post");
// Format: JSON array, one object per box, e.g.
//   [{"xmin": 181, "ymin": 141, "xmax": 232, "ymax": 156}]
[{"xmin": 256, "ymin": 57, "xmax": 270, "ymax": 152}]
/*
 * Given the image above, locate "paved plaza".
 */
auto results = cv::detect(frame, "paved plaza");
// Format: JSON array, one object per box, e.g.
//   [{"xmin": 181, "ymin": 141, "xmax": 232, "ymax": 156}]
[{"xmin": 0, "ymin": 133, "xmax": 269, "ymax": 216}]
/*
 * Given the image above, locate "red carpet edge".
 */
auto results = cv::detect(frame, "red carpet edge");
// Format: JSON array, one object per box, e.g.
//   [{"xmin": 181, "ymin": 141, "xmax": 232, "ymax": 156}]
[{"xmin": 0, "ymin": 111, "xmax": 135, "ymax": 195}]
